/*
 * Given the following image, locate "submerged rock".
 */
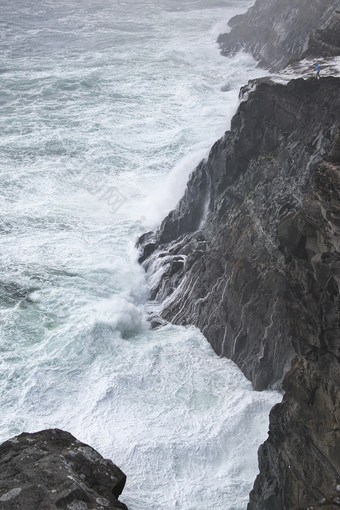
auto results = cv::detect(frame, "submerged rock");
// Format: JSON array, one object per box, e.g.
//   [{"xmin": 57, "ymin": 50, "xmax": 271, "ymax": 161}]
[{"xmin": 0, "ymin": 429, "xmax": 128, "ymax": 510}]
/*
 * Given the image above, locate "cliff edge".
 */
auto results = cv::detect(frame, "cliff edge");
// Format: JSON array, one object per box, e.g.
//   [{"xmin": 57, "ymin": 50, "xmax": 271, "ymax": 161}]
[
  {"xmin": 138, "ymin": 75, "xmax": 340, "ymax": 508},
  {"xmin": 217, "ymin": 0, "xmax": 340, "ymax": 71},
  {"xmin": 138, "ymin": 0, "xmax": 340, "ymax": 506}
]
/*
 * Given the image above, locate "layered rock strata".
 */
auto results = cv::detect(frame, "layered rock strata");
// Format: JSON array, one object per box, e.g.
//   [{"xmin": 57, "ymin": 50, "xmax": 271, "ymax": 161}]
[
  {"xmin": 138, "ymin": 77, "xmax": 340, "ymax": 389},
  {"xmin": 217, "ymin": 0, "xmax": 340, "ymax": 71},
  {"xmin": 0, "ymin": 429, "xmax": 128, "ymax": 510},
  {"xmin": 248, "ymin": 153, "xmax": 340, "ymax": 509},
  {"xmin": 304, "ymin": 9, "xmax": 340, "ymax": 61},
  {"xmin": 138, "ymin": 76, "xmax": 340, "ymax": 508}
]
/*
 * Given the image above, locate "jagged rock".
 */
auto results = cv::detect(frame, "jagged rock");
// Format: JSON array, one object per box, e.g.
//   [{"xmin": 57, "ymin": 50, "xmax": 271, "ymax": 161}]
[
  {"xmin": 0, "ymin": 429, "xmax": 128, "ymax": 510},
  {"xmin": 304, "ymin": 10, "xmax": 340, "ymax": 60},
  {"xmin": 138, "ymin": 76, "xmax": 340, "ymax": 508},
  {"xmin": 329, "ymin": 128, "xmax": 340, "ymax": 163},
  {"xmin": 291, "ymin": 489, "xmax": 340, "ymax": 510},
  {"xmin": 138, "ymin": 76, "xmax": 340, "ymax": 391},
  {"xmin": 248, "ymin": 156, "xmax": 340, "ymax": 510},
  {"xmin": 217, "ymin": 0, "xmax": 340, "ymax": 71}
]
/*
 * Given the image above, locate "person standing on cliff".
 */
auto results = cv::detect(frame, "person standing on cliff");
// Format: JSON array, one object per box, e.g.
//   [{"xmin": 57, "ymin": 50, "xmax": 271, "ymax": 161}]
[{"xmin": 315, "ymin": 63, "xmax": 321, "ymax": 79}]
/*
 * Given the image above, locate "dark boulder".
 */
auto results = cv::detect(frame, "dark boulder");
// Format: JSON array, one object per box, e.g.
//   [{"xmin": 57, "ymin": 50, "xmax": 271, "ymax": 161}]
[{"xmin": 0, "ymin": 429, "xmax": 128, "ymax": 510}]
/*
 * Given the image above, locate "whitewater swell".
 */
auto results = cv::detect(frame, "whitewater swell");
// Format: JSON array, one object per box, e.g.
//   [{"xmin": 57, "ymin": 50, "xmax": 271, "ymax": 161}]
[{"xmin": 0, "ymin": 0, "xmax": 279, "ymax": 508}]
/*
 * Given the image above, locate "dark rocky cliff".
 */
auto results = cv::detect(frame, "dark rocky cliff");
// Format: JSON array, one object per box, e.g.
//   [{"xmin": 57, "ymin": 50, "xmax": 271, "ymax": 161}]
[
  {"xmin": 0, "ymin": 429, "xmax": 128, "ymax": 510},
  {"xmin": 138, "ymin": 76, "xmax": 340, "ymax": 508},
  {"xmin": 248, "ymin": 143, "xmax": 340, "ymax": 509},
  {"xmin": 304, "ymin": 8, "xmax": 340, "ymax": 61},
  {"xmin": 217, "ymin": 0, "xmax": 340, "ymax": 71}
]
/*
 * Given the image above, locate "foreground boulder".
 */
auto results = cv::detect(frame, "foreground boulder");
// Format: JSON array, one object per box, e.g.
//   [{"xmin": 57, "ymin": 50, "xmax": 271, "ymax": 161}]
[{"xmin": 0, "ymin": 429, "xmax": 128, "ymax": 510}]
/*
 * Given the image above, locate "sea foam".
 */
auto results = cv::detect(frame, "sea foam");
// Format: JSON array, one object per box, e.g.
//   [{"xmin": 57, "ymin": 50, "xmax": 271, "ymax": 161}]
[{"xmin": 0, "ymin": 1, "xmax": 278, "ymax": 509}]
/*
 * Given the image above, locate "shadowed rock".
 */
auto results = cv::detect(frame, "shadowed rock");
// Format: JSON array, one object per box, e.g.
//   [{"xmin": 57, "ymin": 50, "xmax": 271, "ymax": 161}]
[
  {"xmin": 138, "ymin": 76, "xmax": 340, "ymax": 391},
  {"xmin": 304, "ymin": 9, "xmax": 340, "ymax": 60},
  {"xmin": 138, "ymin": 76, "xmax": 340, "ymax": 508},
  {"xmin": 0, "ymin": 429, "xmax": 128, "ymax": 510},
  {"xmin": 217, "ymin": 0, "xmax": 340, "ymax": 71}
]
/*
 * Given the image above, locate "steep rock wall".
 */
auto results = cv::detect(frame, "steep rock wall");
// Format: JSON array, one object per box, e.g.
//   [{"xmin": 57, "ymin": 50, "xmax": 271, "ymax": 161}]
[
  {"xmin": 138, "ymin": 77, "xmax": 340, "ymax": 389},
  {"xmin": 248, "ymin": 155, "xmax": 340, "ymax": 509},
  {"xmin": 138, "ymin": 76, "xmax": 340, "ymax": 508},
  {"xmin": 304, "ymin": 9, "xmax": 340, "ymax": 60},
  {"xmin": 217, "ymin": 0, "xmax": 340, "ymax": 71}
]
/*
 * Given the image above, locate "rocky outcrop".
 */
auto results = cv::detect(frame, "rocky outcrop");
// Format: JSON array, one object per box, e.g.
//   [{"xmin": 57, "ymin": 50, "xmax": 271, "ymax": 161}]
[
  {"xmin": 138, "ymin": 76, "xmax": 340, "ymax": 389},
  {"xmin": 304, "ymin": 9, "xmax": 340, "ymax": 61},
  {"xmin": 0, "ymin": 429, "xmax": 128, "ymax": 510},
  {"xmin": 217, "ymin": 0, "xmax": 340, "ymax": 71},
  {"xmin": 138, "ymin": 76, "xmax": 340, "ymax": 508}
]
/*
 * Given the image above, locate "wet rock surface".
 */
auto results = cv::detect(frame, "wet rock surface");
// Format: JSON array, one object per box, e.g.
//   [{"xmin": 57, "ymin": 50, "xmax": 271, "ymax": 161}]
[
  {"xmin": 305, "ymin": 9, "xmax": 340, "ymax": 61},
  {"xmin": 0, "ymin": 429, "xmax": 128, "ymax": 510},
  {"xmin": 291, "ymin": 491, "xmax": 340, "ymax": 510},
  {"xmin": 217, "ymin": 0, "xmax": 340, "ymax": 71},
  {"xmin": 138, "ymin": 76, "xmax": 340, "ymax": 390},
  {"xmin": 138, "ymin": 76, "xmax": 340, "ymax": 508}
]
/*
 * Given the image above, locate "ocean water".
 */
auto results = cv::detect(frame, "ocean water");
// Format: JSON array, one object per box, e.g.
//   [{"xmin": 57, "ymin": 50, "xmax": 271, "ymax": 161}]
[{"xmin": 0, "ymin": 1, "xmax": 279, "ymax": 509}]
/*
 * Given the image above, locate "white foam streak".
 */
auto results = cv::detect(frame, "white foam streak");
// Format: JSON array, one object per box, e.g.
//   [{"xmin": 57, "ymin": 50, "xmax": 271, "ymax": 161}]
[{"xmin": 130, "ymin": 149, "xmax": 208, "ymax": 228}]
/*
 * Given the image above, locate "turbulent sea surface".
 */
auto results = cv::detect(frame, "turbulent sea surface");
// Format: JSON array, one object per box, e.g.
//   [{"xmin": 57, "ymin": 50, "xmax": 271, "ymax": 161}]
[{"xmin": 0, "ymin": 1, "xmax": 280, "ymax": 509}]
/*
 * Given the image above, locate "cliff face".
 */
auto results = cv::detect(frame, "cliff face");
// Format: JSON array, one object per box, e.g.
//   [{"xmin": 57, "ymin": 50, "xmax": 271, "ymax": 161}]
[
  {"xmin": 304, "ymin": 9, "xmax": 340, "ymax": 61},
  {"xmin": 0, "ymin": 429, "xmax": 128, "ymax": 510},
  {"xmin": 217, "ymin": 0, "xmax": 340, "ymax": 71},
  {"xmin": 248, "ymin": 154, "xmax": 340, "ymax": 509},
  {"xmin": 138, "ymin": 77, "xmax": 340, "ymax": 389},
  {"xmin": 138, "ymin": 76, "xmax": 340, "ymax": 508}
]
